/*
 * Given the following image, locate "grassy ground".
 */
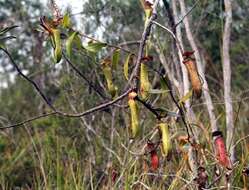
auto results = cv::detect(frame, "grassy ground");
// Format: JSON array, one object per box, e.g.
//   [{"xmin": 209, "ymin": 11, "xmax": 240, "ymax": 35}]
[{"xmin": 0, "ymin": 93, "xmax": 248, "ymax": 189}]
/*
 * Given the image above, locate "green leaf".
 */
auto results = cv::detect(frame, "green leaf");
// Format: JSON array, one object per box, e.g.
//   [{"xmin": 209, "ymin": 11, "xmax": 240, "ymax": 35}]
[
  {"xmin": 123, "ymin": 53, "xmax": 131, "ymax": 80},
  {"xmin": 0, "ymin": 43, "xmax": 6, "ymax": 50},
  {"xmin": 112, "ymin": 49, "xmax": 120, "ymax": 69},
  {"xmin": 160, "ymin": 78, "xmax": 168, "ymax": 90},
  {"xmin": 85, "ymin": 42, "xmax": 107, "ymax": 53},
  {"xmin": 179, "ymin": 90, "xmax": 192, "ymax": 104},
  {"xmin": 149, "ymin": 89, "xmax": 170, "ymax": 94},
  {"xmin": 74, "ymin": 35, "xmax": 83, "ymax": 49},
  {"xmin": 66, "ymin": 31, "xmax": 78, "ymax": 59},
  {"xmin": 62, "ymin": 13, "xmax": 71, "ymax": 28},
  {"xmin": 51, "ymin": 29, "xmax": 62, "ymax": 63}
]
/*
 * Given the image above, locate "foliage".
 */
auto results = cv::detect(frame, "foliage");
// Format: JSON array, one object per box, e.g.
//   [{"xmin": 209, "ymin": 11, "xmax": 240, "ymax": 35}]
[{"xmin": 0, "ymin": 0, "xmax": 249, "ymax": 189}]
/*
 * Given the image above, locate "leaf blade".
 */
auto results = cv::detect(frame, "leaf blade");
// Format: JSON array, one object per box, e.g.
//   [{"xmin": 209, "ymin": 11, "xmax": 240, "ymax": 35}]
[
  {"xmin": 85, "ymin": 42, "xmax": 107, "ymax": 53},
  {"xmin": 66, "ymin": 31, "xmax": 78, "ymax": 59},
  {"xmin": 112, "ymin": 49, "xmax": 120, "ymax": 69},
  {"xmin": 51, "ymin": 29, "xmax": 62, "ymax": 63},
  {"xmin": 123, "ymin": 53, "xmax": 131, "ymax": 80},
  {"xmin": 62, "ymin": 13, "xmax": 71, "ymax": 28},
  {"xmin": 179, "ymin": 90, "xmax": 193, "ymax": 104}
]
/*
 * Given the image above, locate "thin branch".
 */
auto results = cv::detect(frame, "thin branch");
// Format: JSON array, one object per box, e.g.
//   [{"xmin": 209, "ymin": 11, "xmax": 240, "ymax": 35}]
[
  {"xmin": 148, "ymin": 66, "xmax": 194, "ymax": 140},
  {"xmin": 174, "ymin": 0, "xmax": 200, "ymax": 28},
  {"xmin": 0, "ymin": 90, "xmax": 131, "ymax": 129},
  {"xmin": 135, "ymin": 97, "xmax": 161, "ymax": 119},
  {"xmin": 1, "ymin": 48, "xmax": 133, "ymax": 128},
  {"xmin": 142, "ymin": 172, "xmax": 190, "ymax": 184},
  {"xmin": 1, "ymin": 48, "xmax": 56, "ymax": 111},
  {"xmin": 55, "ymin": 90, "xmax": 131, "ymax": 118},
  {"xmin": 231, "ymin": 134, "xmax": 249, "ymax": 150},
  {"xmin": 127, "ymin": 0, "xmax": 160, "ymax": 90},
  {"xmin": 63, "ymin": 53, "xmax": 107, "ymax": 99},
  {"xmin": 178, "ymin": 0, "xmax": 218, "ymax": 133},
  {"xmin": 0, "ymin": 112, "xmax": 57, "ymax": 129},
  {"xmin": 152, "ymin": 20, "xmax": 184, "ymax": 54}
]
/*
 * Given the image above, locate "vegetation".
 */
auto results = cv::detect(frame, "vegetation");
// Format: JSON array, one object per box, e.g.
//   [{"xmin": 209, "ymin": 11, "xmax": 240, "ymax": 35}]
[{"xmin": 0, "ymin": 0, "xmax": 249, "ymax": 189}]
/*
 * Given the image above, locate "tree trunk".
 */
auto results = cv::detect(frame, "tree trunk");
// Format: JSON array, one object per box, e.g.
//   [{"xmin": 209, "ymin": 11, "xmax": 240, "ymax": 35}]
[
  {"xmin": 32, "ymin": 31, "xmax": 46, "ymax": 113},
  {"xmin": 222, "ymin": 0, "xmax": 234, "ymax": 162},
  {"xmin": 178, "ymin": 0, "xmax": 218, "ymax": 133}
]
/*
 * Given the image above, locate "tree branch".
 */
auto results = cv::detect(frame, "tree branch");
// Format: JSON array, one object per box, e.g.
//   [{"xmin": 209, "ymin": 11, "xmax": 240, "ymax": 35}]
[
  {"xmin": 127, "ymin": 0, "xmax": 160, "ymax": 90},
  {"xmin": 1, "ymin": 47, "xmax": 56, "ymax": 111},
  {"xmin": 0, "ymin": 90, "xmax": 131, "ymax": 129},
  {"xmin": 63, "ymin": 53, "xmax": 107, "ymax": 99}
]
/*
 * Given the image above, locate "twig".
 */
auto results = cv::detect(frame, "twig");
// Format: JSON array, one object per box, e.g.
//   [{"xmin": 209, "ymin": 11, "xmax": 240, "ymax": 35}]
[
  {"xmin": 0, "ymin": 89, "xmax": 131, "ymax": 130},
  {"xmin": 1, "ymin": 47, "xmax": 56, "ymax": 111},
  {"xmin": 152, "ymin": 20, "xmax": 184, "ymax": 55},
  {"xmin": 135, "ymin": 96, "xmax": 161, "ymax": 119},
  {"xmin": 174, "ymin": 0, "xmax": 200, "ymax": 28},
  {"xmin": 148, "ymin": 66, "xmax": 194, "ymax": 140},
  {"xmin": 56, "ymin": 90, "xmax": 131, "ymax": 117},
  {"xmin": 0, "ymin": 112, "xmax": 57, "ymax": 129},
  {"xmin": 130, "ymin": 181, "xmax": 150, "ymax": 189},
  {"xmin": 50, "ymin": 0, "xmax": 62, "ymax": 20},
  {"xmin": 231, "ymin": 134, "xmax": 249, "ymax": 150},
  {"xmin": 127, "ymin": 0, "xmax": 160, "ymax": 90},
  {"xmin": 1, "ymin": 46, "xmax": 135, "ymax": 129},
  {"xmin": 63, "ymin": 53, "xmax": 107, "ymax": 99}
]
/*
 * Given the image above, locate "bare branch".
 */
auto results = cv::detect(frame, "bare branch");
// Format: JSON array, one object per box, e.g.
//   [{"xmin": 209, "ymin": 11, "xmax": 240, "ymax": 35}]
[
  {"xmin": 152, "ymin": 20, "xmax": 184, "ymax": 55},
  {"xmin": 0, "ymin": 112, "xmax": 57, "ymax": 129},
  {"xmin": 174, "ymin": 0, "xmax": 200, "ymax": 28},
  {"xmin": 0, "ymin": 90, "xmax": 131, "ymax": 129},
  {"xmin": 127, "ymin": 0, "xmax": 160, "ymax": 90},
  {"xmin": 56, "ymin": 90, "xmax": 131, "ymax": 118},
  {"xmin": 1, "ymin": 47, "xmax": 56, "ymax": 111},
  {"xmin": 63, "ymin": 53, "xmax": 107, "ymax": 100}
]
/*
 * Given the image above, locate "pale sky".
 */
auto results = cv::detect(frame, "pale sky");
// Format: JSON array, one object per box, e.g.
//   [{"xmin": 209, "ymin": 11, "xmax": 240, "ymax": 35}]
[
  {"xmin": 55, "ymin": 0, "xmax": 84, "ymax": 14},
  {"xmin": 43, "ymin": 0, "xmax": 85, "ymax": 14}
]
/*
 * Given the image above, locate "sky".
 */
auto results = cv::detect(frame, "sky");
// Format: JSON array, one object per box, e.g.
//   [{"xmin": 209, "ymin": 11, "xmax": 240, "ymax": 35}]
[
  {"xmin": 43, "ymin": 0, "xmax": 86, "ymax": 30},
  {"xmin": 43, "ymin": 0, "xmax": 84, "ymax": 15},
  {"xmin": 55, "ymin": 0, "xmax": 84, "ymax": 14}
]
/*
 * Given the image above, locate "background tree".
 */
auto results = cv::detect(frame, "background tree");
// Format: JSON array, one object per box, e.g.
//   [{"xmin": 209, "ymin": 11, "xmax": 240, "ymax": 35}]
[{"xmin": 0, "ymin": 0, "xmax": 249, "ymax": 189}]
